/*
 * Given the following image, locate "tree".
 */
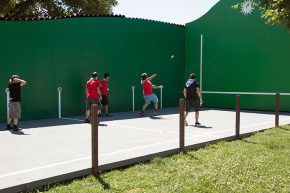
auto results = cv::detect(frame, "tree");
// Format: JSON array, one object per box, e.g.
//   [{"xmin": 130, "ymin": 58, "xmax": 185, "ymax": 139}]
[
  {"xmin": 232, "ymin": 0, "xmax": 290, "ymax": 29},
  {"xmin": 0, "ymin": 0, "xmax": 118, "ymax": 19}
]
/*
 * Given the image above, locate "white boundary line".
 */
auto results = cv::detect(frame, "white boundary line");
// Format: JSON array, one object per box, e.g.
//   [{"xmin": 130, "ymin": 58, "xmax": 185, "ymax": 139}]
[
  {"xmin": 200, "ymin": 34, "xmax": 203, "ymax": 91},
  {"xmin": 203, "ymin": 91, "xmax": 290, "ymax": 96},
  {"xmin": 109, "ymin": 123, "xmax": 178, "ymax": 135},
  {"xmin": 61, "ymin": 117, "xmax": 179, "ymax": 135},
  {"xmin": 1, "ymin": 117, "xmax": 290, "ymax": 179}
]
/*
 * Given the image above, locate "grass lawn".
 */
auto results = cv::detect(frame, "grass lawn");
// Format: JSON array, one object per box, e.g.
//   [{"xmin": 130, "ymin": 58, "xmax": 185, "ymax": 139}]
[{"xmin": 41, "ymin": 125, "xmax": 290, "ymax": 193}]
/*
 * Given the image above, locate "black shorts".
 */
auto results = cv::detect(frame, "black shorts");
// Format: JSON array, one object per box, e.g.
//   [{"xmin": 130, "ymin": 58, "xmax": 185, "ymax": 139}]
[
  {"xmin": 185, "ymin": 99, "xmax": 199, "ymax": 112},
  {"xmin": 101, "ymin": 95, "xmax": 109, "ymax": 105}
]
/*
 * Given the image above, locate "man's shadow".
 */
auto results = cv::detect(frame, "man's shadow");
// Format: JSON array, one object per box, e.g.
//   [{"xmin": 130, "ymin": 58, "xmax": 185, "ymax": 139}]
[
  {"xmin": 10, "ymin": 130, "xmax": 30, "ymax": 135},
  {"xmin": 190, "ymin": 125, "xmax": 212, "ymax": 129}
]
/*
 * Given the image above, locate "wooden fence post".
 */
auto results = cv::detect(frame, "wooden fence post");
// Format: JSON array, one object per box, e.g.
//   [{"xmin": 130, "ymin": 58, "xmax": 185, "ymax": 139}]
[
  {"xmin": 179, "ymin": 98, "xmax": 185, "ymax": 152},
  {"xmin": 91, "ymin": 104, "xmax": 99, "ymax": 174},
  {"xmin": 236, "ymin": 95, "xmax": 241, "ymax": 139},
  {"xmin": 275, "ymin": 93, "xmax": 280, "ymax": 127}
]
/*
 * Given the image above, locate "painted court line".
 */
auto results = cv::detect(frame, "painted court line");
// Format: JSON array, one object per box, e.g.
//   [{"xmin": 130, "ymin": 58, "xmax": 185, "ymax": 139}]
[
  {"xmin": 108, "ymin": 123, "xmax": 178, "ymax": 135},
  {"xmin": 62, "ymin": 117, "xmax": 179, "ymax": 135},
  {"xmin": 2, "ymin": 118, "xmax": 288, "ymax": 179},
  {"xmin": 0, "ymin": 157, "xmax": 90, "ymax": 179}
]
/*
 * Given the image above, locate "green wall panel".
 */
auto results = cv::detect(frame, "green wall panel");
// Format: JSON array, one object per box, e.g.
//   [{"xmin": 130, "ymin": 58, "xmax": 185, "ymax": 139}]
[
  {"xmin": 0, "ymin": 17, "xmax": 185, "ymax": 122},
  {"xmin": 185, "ymin": 0, "xmax": 290, "ymax": 112}
]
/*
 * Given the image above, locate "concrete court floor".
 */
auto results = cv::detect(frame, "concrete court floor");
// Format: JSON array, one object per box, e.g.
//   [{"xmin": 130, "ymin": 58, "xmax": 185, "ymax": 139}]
[{"xmin": 0, "ymin": 107, "xmax": 289, "ymax": 192}]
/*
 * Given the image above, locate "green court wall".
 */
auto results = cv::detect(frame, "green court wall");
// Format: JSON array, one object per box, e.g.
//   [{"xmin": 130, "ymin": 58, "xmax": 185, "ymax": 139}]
[
  {"xmin": 0, "ymin": 17, "xmax": 185, "ymax": 122},
  {"xmin": 185, "ymin": 0, "xmax": 290, "ymax": 111},
  {"xmin": 1, "ymin": 0, "xmax": 289, "ymax": 122}
]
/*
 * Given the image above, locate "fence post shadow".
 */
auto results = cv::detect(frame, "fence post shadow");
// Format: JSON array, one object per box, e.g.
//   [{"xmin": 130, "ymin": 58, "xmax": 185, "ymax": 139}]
[{"xmin": 94, "ymin": 174, "xmax": 110, "ymax": 190}]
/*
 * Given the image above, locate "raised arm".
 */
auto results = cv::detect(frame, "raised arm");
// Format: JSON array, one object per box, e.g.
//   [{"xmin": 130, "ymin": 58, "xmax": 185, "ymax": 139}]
[
  {"xmin": 11, "ymin": 78, "xmax": 26, "ymax": 86},
  {"xmin": 147, "ymin": 74, "xmax": 157, "ymax": 81}
]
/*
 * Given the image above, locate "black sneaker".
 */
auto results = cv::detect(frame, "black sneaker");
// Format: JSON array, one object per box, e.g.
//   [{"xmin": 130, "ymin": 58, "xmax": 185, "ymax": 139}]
[
  {"xmin": 13, "ymin": 125, "xmax": 22, "ymax": 131},
  {"xmin": 98, "ymin": 114, "xmax": 103, "ymax": 117},
  {"xmin": 85, "ymin": 119, "xmax": 90, "ymax": 123},
  {"xmin": 105, "ymin": 113, "xmax": 112, "ymax": 117},
  {"xmin": 6, "ymin": 125, "xmax": 12, "ymax": 131},
  {"xmin": 140, "ymin": 110, "xmax": 145, "ymax": 117},
  {"xmin": 195, "ymin": 122, "xmax": 201, "ymax": 126}
]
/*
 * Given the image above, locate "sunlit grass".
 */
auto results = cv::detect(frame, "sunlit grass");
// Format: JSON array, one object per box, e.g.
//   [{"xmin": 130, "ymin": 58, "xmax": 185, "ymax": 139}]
[{"xmin": 40, "ymin": 125, "xmax": 290, "ymax": 193}]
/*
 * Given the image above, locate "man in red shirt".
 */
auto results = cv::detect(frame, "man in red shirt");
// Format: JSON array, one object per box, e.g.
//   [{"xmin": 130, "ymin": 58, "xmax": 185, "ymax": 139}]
[
  {"xmin": 85, "ymin": 72, "xmax": 102, "ymax": 123},
  {"xmin": 140, "ymin": 73, "xmax": 162, "ymax": 116},
  {"xmin": 100, "ymin": 73, "xmax": 111, "ymax": 117}
]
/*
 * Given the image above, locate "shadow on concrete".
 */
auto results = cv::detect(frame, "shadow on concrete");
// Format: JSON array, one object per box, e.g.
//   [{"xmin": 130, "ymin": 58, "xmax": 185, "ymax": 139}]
[
  {"xmin": 10, "ymin": 130, "xmax": 30, "ymax": 135},
  {"xmin": 1, "ymin": 107, "xmax": 289, "ymax": 131},
  {"xmin": 189, "ymin": 124, "xmax": 213, "ymax": 129},
  {"xmin": 149, "ymin": 116, "xmax": 164, "ymax": 120}
]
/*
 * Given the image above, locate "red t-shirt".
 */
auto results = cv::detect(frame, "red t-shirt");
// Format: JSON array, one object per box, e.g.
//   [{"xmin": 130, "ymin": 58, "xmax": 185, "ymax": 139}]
[
  {"xmin": 86, "ymin": 79, "xmax": 101, "ymax": 99},
  {"xmin": 142, "ymin": 79, "xmax": 153, "ymax": 96},
  {"xmin": 101, "ymin": 79, "xmax": 108, "ymax": 96}
]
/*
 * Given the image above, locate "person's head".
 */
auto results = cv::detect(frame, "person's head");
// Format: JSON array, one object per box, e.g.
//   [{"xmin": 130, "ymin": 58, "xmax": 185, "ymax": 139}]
[
  {"xmin": 104, "ymin": 73, "xmax": 110, "ymax": 80},
  {"xmin": 92, "ymin": 72, "xmax": 98, "ymax": 79},
  {"xmin": 10, "ymin": 74, "xmax": 19, "ymax": 81},
  {"xmin": 189, "ymin": 73, "xmax": 196, "ymax": 79},
  {"xmin": 141, "ymin": 73, "xmax": 147, "ymax": 80}
]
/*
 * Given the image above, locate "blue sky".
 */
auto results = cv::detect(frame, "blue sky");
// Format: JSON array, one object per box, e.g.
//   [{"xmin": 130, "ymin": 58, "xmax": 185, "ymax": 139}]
[{"xmin": 113, "ymin": 0, "xmax": 220, "ymax": 25}]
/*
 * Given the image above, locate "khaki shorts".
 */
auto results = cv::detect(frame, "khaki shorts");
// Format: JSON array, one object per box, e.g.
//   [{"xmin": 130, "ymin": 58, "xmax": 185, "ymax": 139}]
[
  {"xmin": 86, "ymin": 98, "xmax": 99, "ymax": 110},
  {"xmin": 9, "ymin": 102, "xmax": 21, "ymax": 119}
]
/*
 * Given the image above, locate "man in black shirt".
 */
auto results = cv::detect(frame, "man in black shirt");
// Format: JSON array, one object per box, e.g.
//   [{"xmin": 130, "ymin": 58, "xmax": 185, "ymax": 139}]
[
  {"xmin": 6, "ymin": 75, "xmax": 26, "ymax": 131},
  {"xmin": 183, "ymin": 73, "xmax": 203, "ymax": 126}
]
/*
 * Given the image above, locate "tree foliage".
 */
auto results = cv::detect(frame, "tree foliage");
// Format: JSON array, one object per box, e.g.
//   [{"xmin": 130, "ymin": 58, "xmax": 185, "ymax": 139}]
[
  {"xmin": 232, "ymin": 0, "xmax": 290, "ymax": 29},
  {"xmin": 0, "ymin": 0, "xmax": 118, "ymax": 19}
]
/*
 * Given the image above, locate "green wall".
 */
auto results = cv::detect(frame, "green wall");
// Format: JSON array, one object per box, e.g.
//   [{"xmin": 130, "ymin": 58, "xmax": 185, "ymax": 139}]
[
  {"xmin": 0, "ymin": 17, "xmax": 185, "ymax": 122},
  {"xmin": 185, "ymin": 0, "xmax": 290, "ymax": 111},
  {"xmin": 2, "ymin": 1, "xmax": 289, "ymax": 123}
]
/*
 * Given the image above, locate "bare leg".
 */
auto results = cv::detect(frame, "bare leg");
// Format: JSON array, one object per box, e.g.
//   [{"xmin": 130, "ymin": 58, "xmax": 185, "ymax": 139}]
[
  {"xmin": 184, "ymin": 111, "xmax": 189, "ymax": 126},
  {"xmin": 7, "ymin": 118, "xmax": 12, "ymax": 125},
  {"xmin": 154, "ymin": 103, "xmax": 158, "ymax": 110},
  {"xmin": 142, "ymin": 104, "xmax": 149, "ymax": 111},
  {"xmin": 105, "ymin": 105, "xmax": 109, "ymax": 114},
  {"xmin": 152, "ymin": 103, "xmax": 159, "ymax": 116},
  {"xmin": 13, "ymin": 118, "xmax": 18, "ymax": 125},
  {"xmin": 85, "ymin": 110, "xmax": 90, "ymax": 119},
  {"xmin": 195, "ymin": 111, "xmax": 199, "ymax": 123}
]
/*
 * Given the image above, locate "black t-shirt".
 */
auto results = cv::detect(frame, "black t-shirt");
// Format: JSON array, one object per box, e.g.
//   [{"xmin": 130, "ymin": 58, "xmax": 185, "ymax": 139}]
[
  {"xmin": 9, "ymin": 83, "xmax": 21, "ymax": 102},
  {"xmin": 184, "ymin": 81, "xmax": 200, "ymax": 100}
]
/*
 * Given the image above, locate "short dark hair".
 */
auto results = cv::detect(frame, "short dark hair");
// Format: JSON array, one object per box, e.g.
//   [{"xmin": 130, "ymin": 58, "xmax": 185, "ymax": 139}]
[
  {"xmin": 190, "ymin": 73, "xmax": 196, "ymax": 79},
  {"xmin": 11, "ymin": 74, "xmax": 19, "ymax": 81},
  {"xmin": 104, "ymin": 73, "xmax": 110, "ymax": 79},
  {"xmin": 141, "ymin": 73, "xmax": 147, "ymax": 80},
  {"xmin": 92, "ymin": 72, "xmax": 98, "ymax": 78}
]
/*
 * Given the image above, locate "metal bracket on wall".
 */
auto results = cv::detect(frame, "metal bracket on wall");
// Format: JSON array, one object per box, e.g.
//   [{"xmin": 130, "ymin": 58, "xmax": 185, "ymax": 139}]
[
  {"xmin": 57, "ymin": 87, "xmax": 63, "ymax": 118},
  {"xmin": 132, "ymin": 86, "xmax": 135, "ymax": 111},
  {"xmin": 5, "ymin": 88, "xmax": 10, "ymax": 119}
]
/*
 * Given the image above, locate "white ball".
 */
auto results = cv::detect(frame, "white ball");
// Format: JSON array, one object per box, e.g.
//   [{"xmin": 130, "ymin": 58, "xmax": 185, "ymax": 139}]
[{"xmin": 171, "ymin": 55, "xmax": 175, "ymax": 59}]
